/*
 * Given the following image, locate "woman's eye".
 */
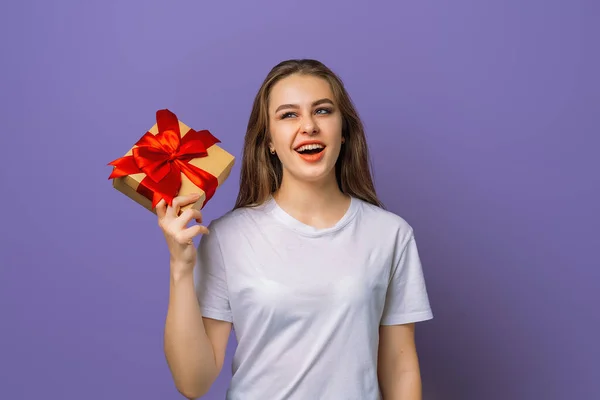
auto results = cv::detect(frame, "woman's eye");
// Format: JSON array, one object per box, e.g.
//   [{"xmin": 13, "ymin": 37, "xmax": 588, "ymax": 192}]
[{"xmin": 280, "ymin": 108, "xmax": 332, "ymax": 119}]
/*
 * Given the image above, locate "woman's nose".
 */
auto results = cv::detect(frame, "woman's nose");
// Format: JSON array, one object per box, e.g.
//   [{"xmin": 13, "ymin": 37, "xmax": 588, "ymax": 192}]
[{"xmin": 301, "ymin": 116, "xmax": 319, "ymax": 135}]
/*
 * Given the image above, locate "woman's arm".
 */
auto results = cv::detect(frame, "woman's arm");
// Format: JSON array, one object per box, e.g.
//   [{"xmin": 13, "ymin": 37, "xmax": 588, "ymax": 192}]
[
  {"xmin": 164, "ymin": 263, "xmax": 232, "ymax": 399},
  {"xmin": 377, "ymin": 323, "xmax": 423, "ymax": 400}
]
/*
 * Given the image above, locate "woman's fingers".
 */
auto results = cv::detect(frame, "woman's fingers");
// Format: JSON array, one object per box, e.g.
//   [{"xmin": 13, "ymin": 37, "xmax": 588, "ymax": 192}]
[
  {"xmin": 155, "ymin": 199, "xmax": 167, "ymax": 219},
  {"xmin": 174, "ymin": 224, "xmax": 210, "ymax": 245},
  {"xmin": 166, "ymin": 193, "xmax": 202, "ymax": 219},
  {"xmin": 156, "ymin": 194, "xmax": 207, "ymax": 241},
  {"xmin": 175, "ymin": 208, "xmax": 204, "ymax": 230}
]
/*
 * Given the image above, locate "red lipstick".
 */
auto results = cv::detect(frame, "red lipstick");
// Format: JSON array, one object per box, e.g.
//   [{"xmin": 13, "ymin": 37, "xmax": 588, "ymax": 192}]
[{"xmin": 294, "ymin": 140, "xmax": 326, "ymax": 163}]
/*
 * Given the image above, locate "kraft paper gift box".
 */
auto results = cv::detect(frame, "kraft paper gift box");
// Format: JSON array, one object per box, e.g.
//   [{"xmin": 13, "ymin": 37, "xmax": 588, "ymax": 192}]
[{"xmin": 108, "ymin": 109, "xmax": 235, "ymax": 214}]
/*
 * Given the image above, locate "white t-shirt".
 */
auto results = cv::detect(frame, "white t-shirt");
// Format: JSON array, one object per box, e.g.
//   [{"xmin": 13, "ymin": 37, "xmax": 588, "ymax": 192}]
[{"xmin": 194, "ymin": 195, "xmax": 433, "ymax": 400}]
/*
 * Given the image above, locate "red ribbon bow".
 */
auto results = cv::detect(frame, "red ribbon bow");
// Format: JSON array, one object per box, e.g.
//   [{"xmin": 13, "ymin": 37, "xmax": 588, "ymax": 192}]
[{"xmin": 108, "ymin": 109, "xmax": 220, "ymax": 209}]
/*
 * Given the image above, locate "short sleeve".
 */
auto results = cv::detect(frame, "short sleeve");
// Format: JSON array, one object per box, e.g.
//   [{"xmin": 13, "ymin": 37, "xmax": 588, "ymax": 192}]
[
  {"xmin": 193, "ymin": 225, "xmax": 233, "ymax": 323},
  {"xmin": 380, "ymin": 233, "xmax": 433, "ymax": 325}
]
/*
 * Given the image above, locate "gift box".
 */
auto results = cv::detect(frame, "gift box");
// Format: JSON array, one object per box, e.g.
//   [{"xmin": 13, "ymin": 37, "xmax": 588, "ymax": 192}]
[{"xmin": 107, "ymin": 109, "xmax": 235, "ymax": 214}]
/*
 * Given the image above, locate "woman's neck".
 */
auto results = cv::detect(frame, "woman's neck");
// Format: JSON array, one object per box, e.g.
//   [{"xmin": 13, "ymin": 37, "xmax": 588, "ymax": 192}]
[{"xmin": 273, "ymin": 172, "xmax": 351, "ymax": 229}]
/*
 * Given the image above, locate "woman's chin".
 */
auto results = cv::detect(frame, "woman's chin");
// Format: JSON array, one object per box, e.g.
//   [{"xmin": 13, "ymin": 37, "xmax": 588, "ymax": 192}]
[{"xmin": 288, "ymin": 166, "xmax": 337, "ymax": 185}]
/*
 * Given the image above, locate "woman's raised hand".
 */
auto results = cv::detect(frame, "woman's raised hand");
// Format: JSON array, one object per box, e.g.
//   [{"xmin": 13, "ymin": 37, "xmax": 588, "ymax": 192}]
[{"xmin": 156, "ymin": 193, "xmax": 209, "ymax": 275}]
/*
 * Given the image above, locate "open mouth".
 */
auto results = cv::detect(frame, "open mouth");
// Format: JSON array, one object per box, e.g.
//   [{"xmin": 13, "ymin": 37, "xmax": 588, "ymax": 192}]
[{"xmin": 294, "ymin": 143, "xmax": 326, "ymax": 155}]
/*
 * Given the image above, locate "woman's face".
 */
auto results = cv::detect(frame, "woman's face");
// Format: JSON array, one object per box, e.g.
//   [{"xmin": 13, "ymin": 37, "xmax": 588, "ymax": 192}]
[{"xmin": 267, "ymin": 73, "xmax": 344, "ymax": 184}]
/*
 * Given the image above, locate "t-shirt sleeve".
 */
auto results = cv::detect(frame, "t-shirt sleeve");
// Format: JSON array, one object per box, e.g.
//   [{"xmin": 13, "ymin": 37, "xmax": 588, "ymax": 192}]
[
  {"xmin": 193, "ymin": 225, "xmax": 233, "ymax": 323},
  {"xmin": 380, "ymin": 232, "xmax": 433, "ymax": 325}
]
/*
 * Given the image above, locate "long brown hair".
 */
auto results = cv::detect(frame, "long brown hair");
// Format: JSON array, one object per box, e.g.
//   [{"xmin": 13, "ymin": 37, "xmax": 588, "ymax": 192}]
[{"xmin": 233, "ymin": 59, "xmax": 383, "ymax": 209}]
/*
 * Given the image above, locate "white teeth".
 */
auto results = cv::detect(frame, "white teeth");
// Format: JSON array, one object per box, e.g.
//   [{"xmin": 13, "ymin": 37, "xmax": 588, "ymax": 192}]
[{"xmin": 296, "ymin": 143, "xmax": 324, "ymax": 152}]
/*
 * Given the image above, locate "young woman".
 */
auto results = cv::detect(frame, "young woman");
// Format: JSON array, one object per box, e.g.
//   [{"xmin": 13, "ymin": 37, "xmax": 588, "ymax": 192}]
[{"xmin": 157, "ymin": 59, "xmax": 433, "ymax": 399}]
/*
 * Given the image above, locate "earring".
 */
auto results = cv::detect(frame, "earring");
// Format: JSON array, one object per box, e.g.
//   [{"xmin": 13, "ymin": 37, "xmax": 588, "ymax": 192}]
[
  {"xmin": 341, "ymin": 137, "xmax": 345, "ymax": 144},
  {"xmin": 270, "ymin": 148, "xmax": 276, "ymax": 155}
]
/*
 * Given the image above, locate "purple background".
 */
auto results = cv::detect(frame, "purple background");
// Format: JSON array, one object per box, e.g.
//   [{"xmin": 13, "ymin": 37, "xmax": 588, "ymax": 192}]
[{"xmin": 1, "ymin": 1, "xmax": 598, "ymax": 399}]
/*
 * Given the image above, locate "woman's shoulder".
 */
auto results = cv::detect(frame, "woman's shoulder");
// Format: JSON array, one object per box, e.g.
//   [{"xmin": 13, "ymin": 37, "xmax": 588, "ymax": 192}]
[
  {"xmin": 353, "ymin": 197, "xmax": 415, "ymax": 247},
  {"xmin": 205, "ymin": 201, "xmax": 272, "ymax": 235},
  {"xmin": 356, "ymin": 198, "xmax": 413, "ymax": 232}
]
